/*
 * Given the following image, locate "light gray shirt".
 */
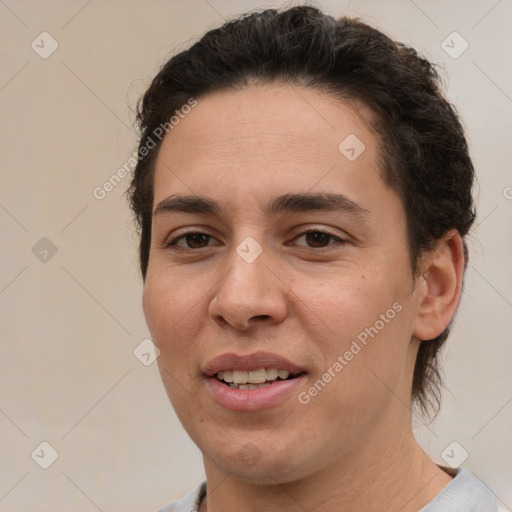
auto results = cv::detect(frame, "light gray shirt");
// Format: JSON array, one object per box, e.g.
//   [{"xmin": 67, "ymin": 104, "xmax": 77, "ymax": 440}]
[{"xmin": 156, "ymin": 468, "xmax": 503, "ymax": 512}]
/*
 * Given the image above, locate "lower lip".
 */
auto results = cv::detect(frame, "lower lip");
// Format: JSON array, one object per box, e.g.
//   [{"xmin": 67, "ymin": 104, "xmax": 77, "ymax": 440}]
[{"xmin": 206, "ymin": 375, "xmax": 306, "ymax": 411}]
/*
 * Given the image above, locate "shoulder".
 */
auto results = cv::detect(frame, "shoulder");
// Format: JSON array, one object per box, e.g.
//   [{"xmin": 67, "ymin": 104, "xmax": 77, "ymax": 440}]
[
  {"xmin": 154, "ymin": 481, "xmax": 206, "ymax": 512},
  {"xmin": 420, "ymin": 467, "xmax": 504, "ymax": 512}
]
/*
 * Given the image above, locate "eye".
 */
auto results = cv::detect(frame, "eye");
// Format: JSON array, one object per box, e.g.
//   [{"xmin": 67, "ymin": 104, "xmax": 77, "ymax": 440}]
[
  {"xmin": 164, "ymin": 232, "xmax": 218, "ymax": 249},
  {"xmin": 292, "ymin": 230, "xmax": 346, "ymax": 249},
  {"xmin": 163, "ymin": 229, "xmax": 347, "ymax": 251}
]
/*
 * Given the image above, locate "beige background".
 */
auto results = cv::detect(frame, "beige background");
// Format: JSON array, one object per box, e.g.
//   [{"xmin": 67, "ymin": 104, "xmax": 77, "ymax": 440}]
[{"xmin": 1, "ymin": 0, "xmax": 511, "ymax": 510}]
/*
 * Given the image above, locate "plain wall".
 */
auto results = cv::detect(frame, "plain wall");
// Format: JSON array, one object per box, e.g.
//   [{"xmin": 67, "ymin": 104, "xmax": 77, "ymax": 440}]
[{"xmin": 1, "ymin": 1, "xmax": 511, "ymax": 510}]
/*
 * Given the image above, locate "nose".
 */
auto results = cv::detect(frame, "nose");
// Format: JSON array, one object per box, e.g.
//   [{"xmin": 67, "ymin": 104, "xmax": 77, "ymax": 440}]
[{"xmin": 208, "ymin": 246, "xmax": 288, "ymax": 331}]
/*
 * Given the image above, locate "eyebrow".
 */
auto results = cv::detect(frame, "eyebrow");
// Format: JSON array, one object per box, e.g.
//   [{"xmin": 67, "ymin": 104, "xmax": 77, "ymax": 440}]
[{"xmin": 153, "ymin": 192, "xmax": 369, "ymax": 219}]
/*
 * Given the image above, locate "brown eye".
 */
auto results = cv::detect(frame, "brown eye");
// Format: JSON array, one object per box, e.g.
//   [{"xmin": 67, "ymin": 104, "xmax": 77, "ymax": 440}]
[
  {"xmin": 165, "ymin": 232, "xmax": 216, "ymax": 249},
  {"xmin": 185, "ymin": 233, "xmax": 211, "ymax": 248},
  {"xmin": 294, "ymin": 230, "xmax": 345, "ymax": 249},
  {"xmin": 304, "ymin": 232, "xmax": 330, "ymax": 247}
]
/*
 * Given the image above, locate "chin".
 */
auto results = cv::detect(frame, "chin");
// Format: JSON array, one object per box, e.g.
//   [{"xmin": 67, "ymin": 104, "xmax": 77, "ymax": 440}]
[{"xmin": 206, "ymin": 441, "xmax": 316, "ymax": 485}]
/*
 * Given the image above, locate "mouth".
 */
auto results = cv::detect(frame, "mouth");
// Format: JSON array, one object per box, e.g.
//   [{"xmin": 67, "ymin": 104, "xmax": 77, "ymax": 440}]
[
  {"xmin": 203, "ymin": 352, "xmax": 307, "ymax": 411},
  {"xmin": 215, "ymin": 368, "xmax": 304, "ymax": 390}
]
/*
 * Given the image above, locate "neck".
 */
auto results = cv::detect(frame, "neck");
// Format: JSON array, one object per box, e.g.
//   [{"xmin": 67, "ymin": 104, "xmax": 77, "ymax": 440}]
[{"xmin": 200, "ymin": 422, "xmax": 452, "ymax": 512}]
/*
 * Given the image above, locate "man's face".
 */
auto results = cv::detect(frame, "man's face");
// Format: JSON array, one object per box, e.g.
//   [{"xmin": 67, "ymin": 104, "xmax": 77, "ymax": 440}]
[{"xmin": 143, "ymin": 84, "xmax": 423, "ymax": 483}]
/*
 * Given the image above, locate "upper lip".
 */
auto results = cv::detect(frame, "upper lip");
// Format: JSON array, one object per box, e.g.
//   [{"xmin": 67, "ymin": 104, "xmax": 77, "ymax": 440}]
[{"xmin": 203, "ymin": 351, "xmax": 305, "ymax": 377}]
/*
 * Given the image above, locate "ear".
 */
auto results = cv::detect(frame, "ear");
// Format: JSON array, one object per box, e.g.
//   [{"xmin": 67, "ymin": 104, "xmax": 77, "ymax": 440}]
[{"xmin": 412, "ymin": 230, "xmax": 466, "ymax": 341}]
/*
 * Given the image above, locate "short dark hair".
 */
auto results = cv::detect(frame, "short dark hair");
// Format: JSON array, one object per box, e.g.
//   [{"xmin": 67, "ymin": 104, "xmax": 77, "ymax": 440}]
[{"xmin": 127, "ymin": 5, "xmax": 476, "ymax": 416}]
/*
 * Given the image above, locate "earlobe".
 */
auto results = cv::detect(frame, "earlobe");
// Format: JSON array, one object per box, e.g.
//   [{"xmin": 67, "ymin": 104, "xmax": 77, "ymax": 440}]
[{"xmin": 412, "ymin": 230, "xmax": 465, "ymax": 341}]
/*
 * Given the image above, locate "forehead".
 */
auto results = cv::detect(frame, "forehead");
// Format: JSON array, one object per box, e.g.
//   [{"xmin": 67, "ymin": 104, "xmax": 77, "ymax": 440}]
[{"xmin": 152, "ymin": 84, "xmax": 386, "ymax": 212}]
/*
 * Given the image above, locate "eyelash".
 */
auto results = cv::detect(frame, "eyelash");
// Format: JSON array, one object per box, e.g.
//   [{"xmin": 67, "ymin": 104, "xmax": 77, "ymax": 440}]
[{"xmin": 163, "ymin": 229, "xmax": 347, "ymax": 251}]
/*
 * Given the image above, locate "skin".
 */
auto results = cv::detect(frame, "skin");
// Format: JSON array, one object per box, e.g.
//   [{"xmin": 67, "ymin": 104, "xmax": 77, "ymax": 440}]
[{"xmin": 142, "ymin": 83, "xmax": 464, "ymax": 511}]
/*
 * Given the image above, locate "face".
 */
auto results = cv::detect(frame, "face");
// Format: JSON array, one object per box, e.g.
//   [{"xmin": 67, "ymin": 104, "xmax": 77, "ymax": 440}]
[{"xmin": 143, "ymin": 84, "xmax": 424, "ymax": 484}]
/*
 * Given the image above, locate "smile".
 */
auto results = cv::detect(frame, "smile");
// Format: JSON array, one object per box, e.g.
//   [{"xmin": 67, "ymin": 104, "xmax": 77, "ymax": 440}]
[
  {"xmin": 216, "ymin": 368, "xmax": 297, "ymax": 389},
  {"xmin": 204, "ymin": 351, "xmax": 307, "ymax": 410}
]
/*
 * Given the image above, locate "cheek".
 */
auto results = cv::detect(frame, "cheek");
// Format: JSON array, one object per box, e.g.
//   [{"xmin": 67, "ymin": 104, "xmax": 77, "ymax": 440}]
[
  {"xmin": 143, "ymin": 274, "xmax": 191, "ymax": 348},
  {"xmin": 303, "ymin": 267, "xmax": 414, "ymax": 384},
  {"xmin": 142, "ymin": 270, "xmax": 214, "ymax": 363},
  {"xmin": 142, "ymin": 277, "xmax": 169, "ymax": 339},
  {"xmin": 304, "ymin": 269, "xmax": 400, "ymax": 340},
  {"xmin": 143, "ymin": 276, "xmax": 202, "ymax": 408}
]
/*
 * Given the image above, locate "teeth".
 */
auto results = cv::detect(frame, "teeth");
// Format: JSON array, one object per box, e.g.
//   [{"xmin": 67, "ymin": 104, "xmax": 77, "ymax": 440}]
[
  {"xmin": 215, "ymin": 367, "xmax": 294, "ymax": 385},
  {"xmin": 248, "ymin": 369, "xmax": 266, "ymax": 383},
  {"xmin": 266, "ymin": 368, "xmax": 278, "ymax": 380},
  {"xmin": 278, "ymin": 369, "xmax": 289, "ymax": 380},
  {"xmin": 233, "ymin": 370, "xmax": 248, "ymax": 384},
  {"xmin": 229, "ymin": 382, "xmax": 271, "ymax": 390}
]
